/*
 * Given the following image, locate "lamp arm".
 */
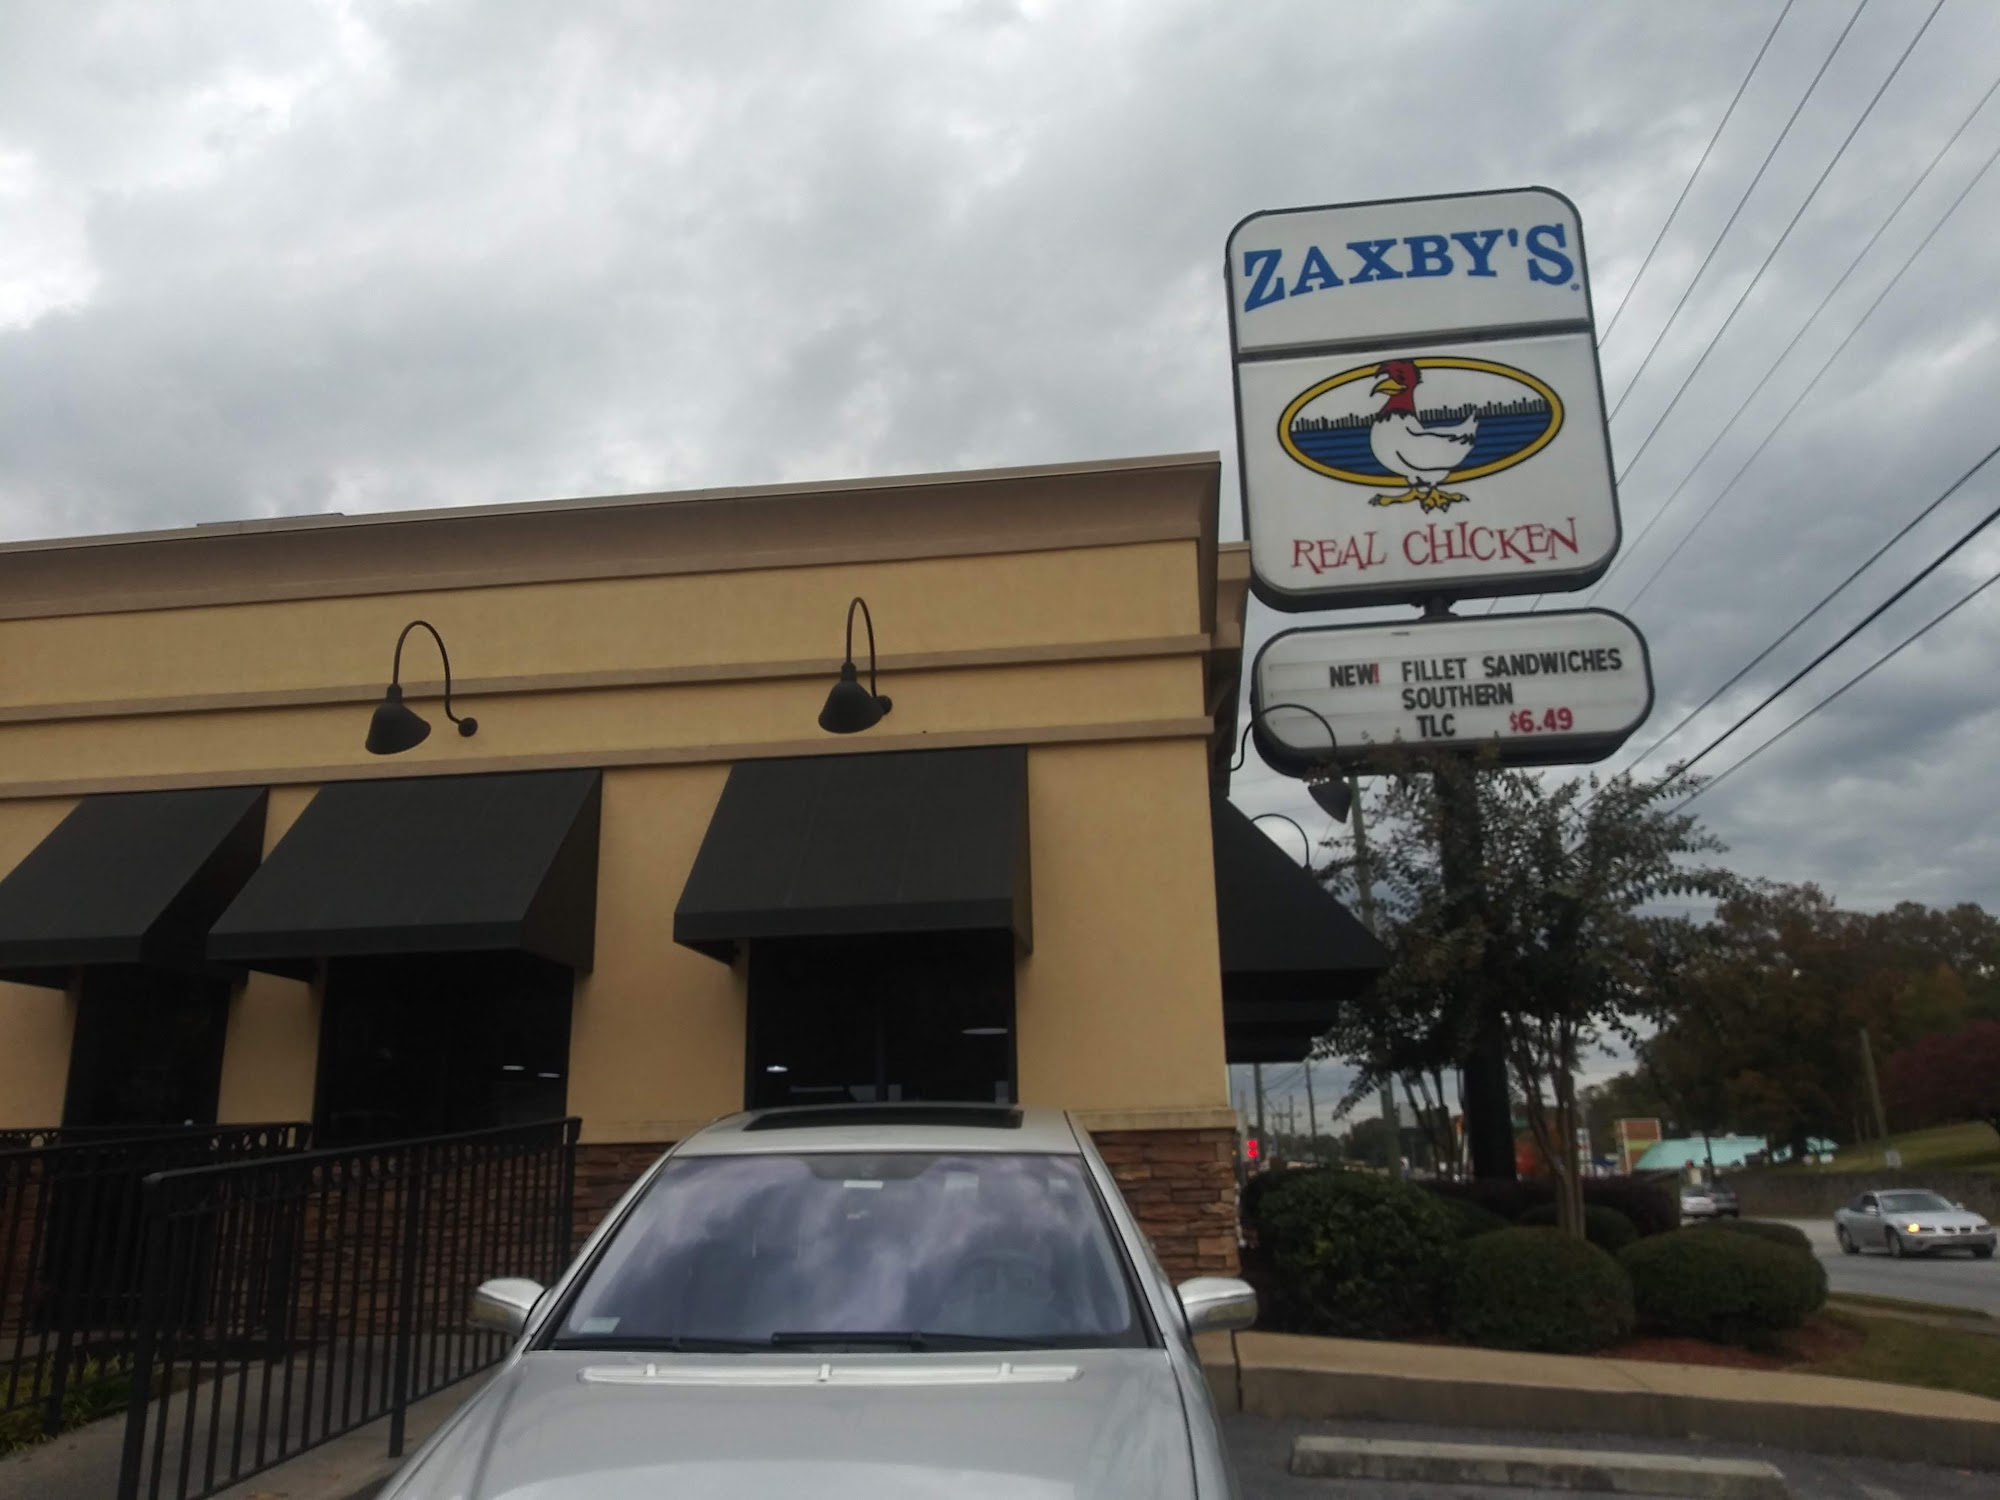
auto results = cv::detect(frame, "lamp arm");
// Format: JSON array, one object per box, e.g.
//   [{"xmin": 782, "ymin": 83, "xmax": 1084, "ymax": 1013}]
[
  {"xmin": 845, "ymin": 597, "xmax": 879, "ymax": 698},
  {"xmin": 1228, "ymin": 701, "xmax": 1340, "ymax": 772},
  {"xmin": 1251, "ymin": 812, "xmax": 1313, "ymax": 870},
  {"xmin": 392, "ymin": 620, "xmax": 471, "ymax": 728}
]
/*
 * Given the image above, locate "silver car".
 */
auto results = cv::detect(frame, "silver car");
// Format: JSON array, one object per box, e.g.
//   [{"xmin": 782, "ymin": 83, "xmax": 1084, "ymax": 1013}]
[
  {"xmin": 381, "ymin": 1104, "xmax": 1257, "ymax": 1499},
  {"xmin": 1834, "ymin": 1188, "xmax": 1997, "ymax": 1259}
]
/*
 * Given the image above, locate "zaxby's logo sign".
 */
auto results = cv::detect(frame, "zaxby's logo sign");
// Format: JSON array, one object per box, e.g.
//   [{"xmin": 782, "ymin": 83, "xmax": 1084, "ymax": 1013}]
[
  {"xmin": 1279, "ymin": 356, "xmax": 1561, "ymax": 511},
  {"xmin": 1239, "ymin": 223, "xmax": 1578, "ymax": 313},
  {"xmin": 1227, "ymin": 188, "xmax": 1620, "ymax": 612}
]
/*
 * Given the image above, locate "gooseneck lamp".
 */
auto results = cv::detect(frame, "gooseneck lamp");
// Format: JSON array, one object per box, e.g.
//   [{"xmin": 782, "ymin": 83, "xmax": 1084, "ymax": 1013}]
[
  {"xmin": 365, "ymin": 620, "xmax": 479, "ymax": 756},
  {"xmin": 1229, "ymin": 701, "xmax": 1352, "ymax": 823},
  {"xmin": 818, "ymin": 597, "xmax": 893, "ymax": 734}
]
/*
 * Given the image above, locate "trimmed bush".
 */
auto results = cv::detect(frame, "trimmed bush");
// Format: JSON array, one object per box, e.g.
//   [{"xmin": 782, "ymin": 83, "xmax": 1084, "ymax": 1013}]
[
  {"xmin": 1251, "ymin": 1169, "xmax": 1459, "ymax": 1339},
  {"xmin": 1428, "ymin": 1175, "xmax": 1679, "ymax": 1238},
  {"xmin": 1697, "ymin": 1218, "xmax": 1827, "ymax": 1309},
  {"xmin": 1619, "ymin": 1228, "xmax": 1822, "ymax": 1348},
  {"xmin": 1448, "ymin": 1227, "xmax": 1636, "ymax": 1353},
  {"xmin": 1514, "ymin": 1203, "xmax": 1640, "ymax": 1255},
  {"xmin": 1434, "ymin": 1195, "xmax": 1511, "ymax": 1241}
]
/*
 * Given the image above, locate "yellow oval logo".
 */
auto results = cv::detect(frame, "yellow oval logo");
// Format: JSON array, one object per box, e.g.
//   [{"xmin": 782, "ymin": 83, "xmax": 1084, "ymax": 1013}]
[{"xmin": 1279, "ymin": 357, "xmax": 1564, "ymax": 491}]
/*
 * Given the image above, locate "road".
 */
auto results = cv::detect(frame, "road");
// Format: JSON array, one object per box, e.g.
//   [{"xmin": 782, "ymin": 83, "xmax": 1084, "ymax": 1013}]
[
  {"xmin": 1782, "ymin": 1217, "xmax": 2000, "ymax": 1317},
  {"xmin": 1225, "ymin": 1414, "xmax": 1994, "ymax": 1500}
]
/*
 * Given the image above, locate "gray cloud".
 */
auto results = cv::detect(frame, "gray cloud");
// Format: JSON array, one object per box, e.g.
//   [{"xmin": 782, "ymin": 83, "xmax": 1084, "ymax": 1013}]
[{"xmin": 7, "ymin": 0, "xmax": 2000, "ymax": 930}]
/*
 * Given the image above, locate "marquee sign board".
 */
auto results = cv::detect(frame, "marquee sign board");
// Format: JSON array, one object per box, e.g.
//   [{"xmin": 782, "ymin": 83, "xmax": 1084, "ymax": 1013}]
[
  {"xmin": 1227, "ymin": 188, "xmax": 1621, "ymax": 611},
  {"xmin": 1250, "ymin": 609, "xmax": 1653, "ymax": 771}
]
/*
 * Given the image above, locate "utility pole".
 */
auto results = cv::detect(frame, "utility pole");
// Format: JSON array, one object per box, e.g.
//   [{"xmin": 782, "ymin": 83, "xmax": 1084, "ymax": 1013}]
[
  {"xmin": 1858, "ymin": 1027, "xmax": 1895, "ymax": 1168},
  {"xmin": 1304, "ymin": 1059, "xmax": 1318, "ymax": 1141}
]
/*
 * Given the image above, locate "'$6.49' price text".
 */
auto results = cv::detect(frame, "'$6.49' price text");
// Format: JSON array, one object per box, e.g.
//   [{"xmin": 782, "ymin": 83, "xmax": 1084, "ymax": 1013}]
[{"xmin": 1508, "ymin": 707, "xmax": 1574, "ymax": 734}]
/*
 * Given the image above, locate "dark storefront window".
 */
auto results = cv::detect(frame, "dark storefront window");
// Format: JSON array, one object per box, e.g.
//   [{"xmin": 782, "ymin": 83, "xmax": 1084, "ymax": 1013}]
[
  {"xmin": 62, "ymin": 966, "xmax": 232, "ymax": 1129},
  {"xmin": 746, "ymin": 931, "xmax": 1015, "ymax": 1109},
  {"xmin": 315, "ymin": 951, "xmax": 573, "ymax": 1144}
]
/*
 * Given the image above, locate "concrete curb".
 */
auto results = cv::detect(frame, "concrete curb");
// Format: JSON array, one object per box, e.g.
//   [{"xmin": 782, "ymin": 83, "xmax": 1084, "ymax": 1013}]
[
  {"xmin": 1190, "ymin": 1333, "xmax": 2000, "ymax": 1474},
  {"xmin": 1290, "ymin": 1435, "xmax": 1788, "ymax": 1499}
]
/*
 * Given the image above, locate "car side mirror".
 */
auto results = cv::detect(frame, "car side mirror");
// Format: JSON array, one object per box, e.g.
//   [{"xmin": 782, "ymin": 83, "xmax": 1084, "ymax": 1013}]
[
  {"xmin": 472, "ymin": 1277, "xmax": 546, "ymax": 1337},
  {"xmin": 1176, "ymin": 1276, "xmax": 1257, "ymax": 1335},
  {"xmin": 1863, "ymin": 1205, "xmax": 1880, "ymax": 1216}
]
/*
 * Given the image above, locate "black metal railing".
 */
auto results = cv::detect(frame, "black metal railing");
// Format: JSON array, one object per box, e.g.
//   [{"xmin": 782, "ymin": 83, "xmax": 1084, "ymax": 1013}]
[
  {"xmin": 117, "ymin": 1117, "xmax": 579, "ymax": 1500},
  {"xmin": 0, "ymin": 1124, "xmax": 310, "ymax": 1437}
]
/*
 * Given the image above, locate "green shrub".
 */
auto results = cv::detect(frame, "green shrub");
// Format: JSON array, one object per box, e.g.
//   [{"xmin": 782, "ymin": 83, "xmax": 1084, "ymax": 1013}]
[
  {"xmin": 1697, "ymin": 1219, "xmax": 1827, "ymax": 1309},
  {"xmin": 1428, "ymin": 1176, "xmax": 1679, "ymax": 1238},
  {"xmin": 1514, "ymin": 1203, "xmax": 1640, "ymax": 1255},
  {"xmin": 1433, "ymin": 1194, "xmax": 1511, "ymax": 1241},
  {"xmin": 1251, "ymin": 1169, "xmax": 1459, "ymax": 1339},
  {"xmin": 1449, "ymin": 1227, "xmax": 1635, "ymax": 1353},
  {"xmin": 1619, "ymin": 1228, "xmax": 1822, "ymax": 1348}
]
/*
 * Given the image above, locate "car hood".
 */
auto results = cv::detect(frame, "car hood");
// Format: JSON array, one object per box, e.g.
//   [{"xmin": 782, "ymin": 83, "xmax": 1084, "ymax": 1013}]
[{"xmin": 383, "ymin": 1347, "xmax": 1198, "ymax": 1500}]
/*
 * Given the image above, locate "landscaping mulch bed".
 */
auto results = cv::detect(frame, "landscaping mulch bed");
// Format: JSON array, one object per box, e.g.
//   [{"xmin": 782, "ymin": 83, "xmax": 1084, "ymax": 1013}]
[{"xmin": 1606, "ymin": 1315, "xmax": 1866, "ymax": 1371}]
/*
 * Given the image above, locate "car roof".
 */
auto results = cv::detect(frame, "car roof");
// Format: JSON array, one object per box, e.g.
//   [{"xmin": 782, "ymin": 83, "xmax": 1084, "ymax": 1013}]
[{"xmin": 676, "ymin": 1103, "xmax": 1084, "ymax": 1157}]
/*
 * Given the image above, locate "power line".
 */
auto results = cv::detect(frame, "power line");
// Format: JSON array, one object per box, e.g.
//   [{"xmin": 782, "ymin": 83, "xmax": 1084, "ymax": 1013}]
[
  {"xmin": 1505, "ymin": 1, "xmax": 1953, "ymax": 623},
  {"xmin": 1603, "ymin": 0, "xmax": 1867, "ymax": 423},
  {"xmin": 1596, "ymin": 0, "xmax": 1944, "ymax": 541},
  {"xmin": 1597, "ymin": 0, "xmax": 1797, "ymax": 344},
  {"xmin": 1679, "ymin": 562, "xmax": 2000, "ymax": 809},
  {"xmin": 1652, "ymin": 439, "xmax": 2000, "ymax": 789},
  {"xmin": 1599, "ymin": 183, "xmax": 2000, "ymax": 791},
  {"xmin": 1618, "ymin": 117, "xmax": 2000, "ymax": 614}
]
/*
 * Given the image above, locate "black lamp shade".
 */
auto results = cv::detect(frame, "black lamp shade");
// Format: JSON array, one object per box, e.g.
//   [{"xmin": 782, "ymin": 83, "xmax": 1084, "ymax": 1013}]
[
  {"xmin": 365, "ymin": 686, "xmax": 432, "ymax": 756},
  {"xmin": 1307, "ymin": 776, "xmax": 1353, "ymax": 823},
  {"xmin": 818, "ymin": 662, "xmax": 891, "ymax": 735}
]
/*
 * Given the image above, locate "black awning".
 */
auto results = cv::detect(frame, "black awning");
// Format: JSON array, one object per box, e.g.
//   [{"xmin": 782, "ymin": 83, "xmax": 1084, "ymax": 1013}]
[
  {"xmin": 1212, "ymin": 792, "xmax": 1389, "ymax": 1064},
  {"xmin": 0, "ymin": 787, "xmax": 267, "ymax": 987},
  {"xmin": 208, "ymin": 769, "xmax": 601, "ymax": 976},
  {"xmin": 674, "ymin": 746, "xmax": 1030, "ymax": 962}
]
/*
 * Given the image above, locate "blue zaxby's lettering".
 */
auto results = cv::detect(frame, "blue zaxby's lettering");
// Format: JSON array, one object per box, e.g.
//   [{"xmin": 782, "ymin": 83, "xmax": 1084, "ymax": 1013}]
[{"xmin": 1241, "ymin": 223, "xmax": 1577, "ymax": 312}]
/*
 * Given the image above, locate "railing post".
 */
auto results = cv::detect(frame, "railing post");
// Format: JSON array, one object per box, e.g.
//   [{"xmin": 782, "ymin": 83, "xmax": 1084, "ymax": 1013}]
[
  {"xmin": 40, "ymin": 1153, "xmax": 90, "ymax": 1437},
  {"xmin": 386, "ymin": 1142, "xmax": 426, "ymax": 1460},
  {"xmin": 115, "ymin": 1177, "xmax": 169, "ymax": 1500},
  {"xmin": 555, "ymin": 1120, "xmax": 579, "ymax": 1278}
]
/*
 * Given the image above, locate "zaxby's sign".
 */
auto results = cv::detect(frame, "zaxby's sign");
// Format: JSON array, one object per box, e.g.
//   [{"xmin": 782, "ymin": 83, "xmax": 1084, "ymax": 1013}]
[
  {"xmin": 1251, "ymin": 610, "xmax": 1653, "ymax": 771},
  {"xmin": 1228, "ymin": 188, "xmax": 1620, "ymax": 610}
]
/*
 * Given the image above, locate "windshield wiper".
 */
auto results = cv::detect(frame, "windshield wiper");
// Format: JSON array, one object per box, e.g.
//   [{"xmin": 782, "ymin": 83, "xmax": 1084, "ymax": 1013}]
[
  {"xmin": 767, "ymin": 1330, "xmax": 1076, "ymax": 1351},
  {"xmin": 553, "ymin": 1335, "xmax": 772, "ymax": 1353},
  {"xmin": 768, "ymin": 1330, "xmax": 936, "ymax": 1350}
]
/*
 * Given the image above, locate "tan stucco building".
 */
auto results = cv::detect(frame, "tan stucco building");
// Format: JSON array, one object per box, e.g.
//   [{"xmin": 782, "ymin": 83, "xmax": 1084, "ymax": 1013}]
[{"xmin": 0, "ymin": 454, "xmax": 1381, "ymax": 1276}]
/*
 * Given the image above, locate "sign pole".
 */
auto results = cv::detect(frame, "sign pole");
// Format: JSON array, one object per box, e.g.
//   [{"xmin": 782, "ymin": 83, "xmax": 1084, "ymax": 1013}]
[{"xmin": 1439, "ymin": 761, "xmax": 1515, "ymax": 1181}]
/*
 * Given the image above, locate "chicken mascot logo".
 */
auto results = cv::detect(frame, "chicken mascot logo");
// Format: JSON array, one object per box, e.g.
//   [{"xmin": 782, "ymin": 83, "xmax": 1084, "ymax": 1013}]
[{"xmin": 1279, "ymin": 357, "xmax": 1563, "ymax": 512}]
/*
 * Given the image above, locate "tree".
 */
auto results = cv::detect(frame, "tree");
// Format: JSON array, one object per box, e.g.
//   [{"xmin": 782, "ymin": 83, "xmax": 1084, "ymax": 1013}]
[
  {"xmin": 1642, "ymin": 885, "xmax": 2000, "ymax": 1158},
  {"xmin": 1882, "ymin": 1020, "xmax": 2000, "ymax": 1139},
  {"xmin": 1341, "ymin": 1115, "xmax": 1399, "ymax": 1169},
  {"xmin": 1319, "ymin": 750, "xmax": 1733, "ymax": 1238}
]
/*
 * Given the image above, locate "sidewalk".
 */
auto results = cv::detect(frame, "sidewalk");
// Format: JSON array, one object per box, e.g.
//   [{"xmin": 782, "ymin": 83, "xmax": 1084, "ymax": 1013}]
[
  {"xmin": 0, "ymin": 1381, "xmax": 473, "ymax": 1500},
  {"xmin": 1198, "ymin": 1329, "xmax": 2000, "ymax": 1471}
]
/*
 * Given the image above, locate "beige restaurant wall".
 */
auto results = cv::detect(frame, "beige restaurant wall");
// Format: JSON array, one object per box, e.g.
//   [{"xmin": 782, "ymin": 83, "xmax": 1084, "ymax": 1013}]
[
  {"xmin": 1015, "ymin": 738, "xmax": 1228, "ymax": 1123},
  {"xmin": 0, "ymin": 541, "xmax": 1200, "ymax": 715},
  {"xmin": 0, "ymin": 798, "xmax": 79, "ymax": 1127},
  {"xmin": 567, "ymin": 764, "xmax": 746, "ymax": 1144},
  {"xmin": 215, "ymin": 784, "xmax": 323, "ymax": 1125}
]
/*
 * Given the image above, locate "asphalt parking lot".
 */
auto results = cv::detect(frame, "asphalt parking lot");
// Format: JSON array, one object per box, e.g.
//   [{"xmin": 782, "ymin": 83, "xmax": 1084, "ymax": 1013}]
[
  {"xmin": 1224, "ymin": 1414, "xmax": 1996, "ymax": 1500},
  {"xmin": 1781, "ymin": 1217, "xmax": 2000, "ymax": 1317}
]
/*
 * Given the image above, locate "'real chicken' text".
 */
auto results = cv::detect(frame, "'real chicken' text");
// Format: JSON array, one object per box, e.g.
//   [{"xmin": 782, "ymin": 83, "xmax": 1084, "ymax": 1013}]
[
  {"xmin": 1238, "ymin": 223, "xmax": 1578, "ymax": 313},
  {"xmin": 1289, "ymin": 516, "xmax": 1580, "ymax": 575}
]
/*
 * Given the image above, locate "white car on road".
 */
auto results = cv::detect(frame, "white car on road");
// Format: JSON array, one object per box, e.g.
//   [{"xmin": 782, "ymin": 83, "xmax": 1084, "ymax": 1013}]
[{"xmin": 1834, "ymin": 1189, "xmax": 1995, "ymax": 1259}]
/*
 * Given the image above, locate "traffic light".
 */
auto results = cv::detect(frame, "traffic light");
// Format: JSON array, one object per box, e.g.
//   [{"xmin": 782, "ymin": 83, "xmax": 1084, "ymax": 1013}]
[{"xmin": 1245, "ymin": 1137, "xmax": 1260, "ymax": 1162}]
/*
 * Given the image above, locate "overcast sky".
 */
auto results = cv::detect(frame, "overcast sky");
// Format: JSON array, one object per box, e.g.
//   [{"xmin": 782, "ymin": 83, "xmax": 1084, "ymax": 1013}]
[{"xmin": 8, "ymin": 1, "xmax": 2000, "ymax": 1116}]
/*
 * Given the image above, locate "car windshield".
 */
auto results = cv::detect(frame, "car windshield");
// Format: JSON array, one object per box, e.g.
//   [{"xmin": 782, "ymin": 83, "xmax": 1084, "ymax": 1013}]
[
  {"xmin": 1877, "ymin": 1191, "xmax": 1955, "ymax": 1214},
  {"xmin": 550, "ymin": 1151, "xmax": 1147, "ymax": 1351}
]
